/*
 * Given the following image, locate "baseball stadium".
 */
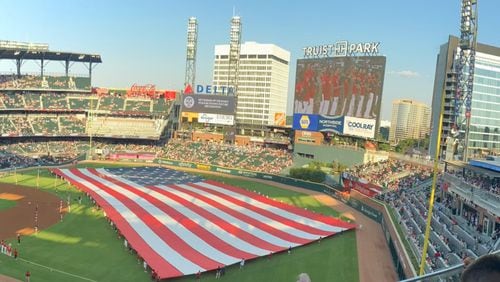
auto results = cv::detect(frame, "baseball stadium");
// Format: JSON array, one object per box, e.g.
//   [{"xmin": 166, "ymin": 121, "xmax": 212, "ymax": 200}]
[{"xmin": 1, "ymin": 3, "xmax": 500, "ymax": 282}]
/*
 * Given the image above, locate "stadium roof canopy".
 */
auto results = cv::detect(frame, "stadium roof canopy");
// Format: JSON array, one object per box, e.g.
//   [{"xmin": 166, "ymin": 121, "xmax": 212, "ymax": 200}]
[
  {"xmin": 446, "ymin": 160, "xmax": 500, "ymax": 178},
  {"xmin": 0, "ymin": 48, "xmax": 102, "ymax": 63},
  {"xmin": 0, "ymin": 40, "xmax": 101, "ymax": 63},
  {"xmin": 469, "ymin": 159, "xmax": 500, "ymax": 173}
]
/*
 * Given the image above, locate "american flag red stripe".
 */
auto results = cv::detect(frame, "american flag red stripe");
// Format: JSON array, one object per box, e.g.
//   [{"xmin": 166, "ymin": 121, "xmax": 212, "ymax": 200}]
[
  {"xmin": 145, "ymin": 184, "xmax": 282, "ymax": 252},
  {"xmin": 187, "ymin": 182, "xmax": 336, "ymax": 236},
  {"xmin": 165, "ymin": 183, "xmax": 310, "ymax": 245},
  {"xmin": 89, "ymin": 169, "xmax": 256, "ymax": 260},
  {"xmin": 52, "ymin": 167, "xmax": 355, "ymax": 279}
]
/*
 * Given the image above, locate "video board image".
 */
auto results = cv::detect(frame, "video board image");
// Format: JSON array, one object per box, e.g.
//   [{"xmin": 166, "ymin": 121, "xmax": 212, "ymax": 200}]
[{"xmin": 294, "ymin": 56, "xmax": 386, "ymax": 119}]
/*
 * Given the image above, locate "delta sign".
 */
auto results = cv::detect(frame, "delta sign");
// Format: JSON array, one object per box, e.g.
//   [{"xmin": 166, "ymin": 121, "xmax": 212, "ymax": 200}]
[{"xmin": 184, "ymin": 84, "xmax": 234, "ymax": 95}]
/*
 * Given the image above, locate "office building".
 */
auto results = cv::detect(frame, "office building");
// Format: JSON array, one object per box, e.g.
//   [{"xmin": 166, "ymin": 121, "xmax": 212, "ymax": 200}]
[
  {"xmin": 213, "ymin": 42, "xmax": 290, "ymax": 125},
  {"xmin": 389, "ymin": 99, "xmax": 430, "ymax": 144},
  {"xmin": 429, "ymin": 36, "xmax": 500, "ymax": 160}
]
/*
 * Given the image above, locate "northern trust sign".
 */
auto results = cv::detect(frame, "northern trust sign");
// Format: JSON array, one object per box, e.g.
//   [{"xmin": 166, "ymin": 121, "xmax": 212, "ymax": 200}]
[{"xmin": 302, "ymin": 41, "xmax": 380, "ymax": 58}]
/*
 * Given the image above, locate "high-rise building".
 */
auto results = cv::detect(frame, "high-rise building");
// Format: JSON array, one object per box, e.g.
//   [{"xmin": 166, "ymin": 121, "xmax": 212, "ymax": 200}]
[
  {"xmin": 429, "ymin": 36, "xmax": 500, "ymax": 160},
  {"xmin": 389, "ymin": 99, "xmax": 430, "ymax": 144},
  {"xmin": 379, "ymin": 120, "xmax": 391, "ymax": 141},
  {"xmin": 213, "ymin": 42, "xmax": 290, "ymax": 125}
]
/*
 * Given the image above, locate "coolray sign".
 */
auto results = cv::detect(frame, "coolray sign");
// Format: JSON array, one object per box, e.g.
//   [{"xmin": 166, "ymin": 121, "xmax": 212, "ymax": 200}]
[
  {"xmin": 196, "ymin": 85, "xmax": 234, "ymax": 95},
  {"xmin": 181, "ymin": 94, "xmax": 235, "ymax": 115},
  {"xmin": 318, "ymin": 115, "xmax": 344, "ymax": 133},
  {"xmin": 302, "ymin": 41, "xmax": 380, "ymax": 58},
  {"xmin": 198, "ymin": 113, "xmax": 235, "ymax": 125},
  {"xmin": 343, "ymin": 116, "xmax": 376, "ymax": 138}
]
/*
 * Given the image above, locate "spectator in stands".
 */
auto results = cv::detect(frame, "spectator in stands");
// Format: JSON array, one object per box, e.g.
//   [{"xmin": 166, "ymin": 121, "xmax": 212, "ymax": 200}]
[{"xmin": 162, "ymin": 139, "xmax": 292, "ymax": 174}]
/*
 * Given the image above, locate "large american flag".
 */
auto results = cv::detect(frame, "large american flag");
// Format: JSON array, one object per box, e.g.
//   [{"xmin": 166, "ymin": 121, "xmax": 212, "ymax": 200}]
[{"xmin": 53, "ymin": 167, "xmax": 354, "ymax": 279}]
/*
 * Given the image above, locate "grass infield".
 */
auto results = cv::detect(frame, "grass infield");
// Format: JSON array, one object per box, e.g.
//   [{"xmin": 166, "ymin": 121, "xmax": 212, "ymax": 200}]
[
  {"xmin": 0, "ymin": 164, "xmax": 358, "ymax": 282},
  {"xmin": 0, "ymin": 199, "xmax": 16, "ymax": 211}
]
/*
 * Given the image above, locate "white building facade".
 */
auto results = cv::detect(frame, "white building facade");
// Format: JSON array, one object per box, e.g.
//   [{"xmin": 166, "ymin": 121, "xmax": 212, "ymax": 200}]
[
  {"xmin": 389, "ymin": 99, "xmax": 430, "ymax": 144},
  {"xmin": 429, "ymin": 36, "xmax": 500, "ymax": 160},
  {"xmin": 213, "ymin": 42, "xmax": 290, "ymax": 126}
]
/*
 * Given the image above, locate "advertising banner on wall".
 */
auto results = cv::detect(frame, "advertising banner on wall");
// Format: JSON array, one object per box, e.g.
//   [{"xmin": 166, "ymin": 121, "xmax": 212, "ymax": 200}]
[
  {"xmin": 182, "ymin": 94, "xmax": 235, "ymax": 115},
  {"xmin": 292, "ymin": 114, "xmax": 319, "ymax": 131},
  {"xmin": 318, "ymin": 115, "xmax": 344, "ymax": 133},
  {"xmin": 343, "ymin": 116, "xmax": 376, "ymax": 139},
  {"xmin": 341, "ymin": 172, "xmax": 382, "ymax": 198},
  {"xmin": 274, "ymin": 112, "xmax": 286, "ymax": 126},
  {"xmin": 198, "ymin": 113, "xmax": 235, "ymax": 125}
]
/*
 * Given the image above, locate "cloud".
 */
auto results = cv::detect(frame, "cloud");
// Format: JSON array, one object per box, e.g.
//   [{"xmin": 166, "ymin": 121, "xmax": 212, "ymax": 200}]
[{"xmin": 389, "ymin": 70, "xmax": 421, "ymax": 78}]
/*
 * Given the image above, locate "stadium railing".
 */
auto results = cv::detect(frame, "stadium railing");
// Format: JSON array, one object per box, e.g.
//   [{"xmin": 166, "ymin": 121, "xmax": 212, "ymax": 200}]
[{"xmin": 399, "ymin": 249, "xmax": 500, "ymax": 282}]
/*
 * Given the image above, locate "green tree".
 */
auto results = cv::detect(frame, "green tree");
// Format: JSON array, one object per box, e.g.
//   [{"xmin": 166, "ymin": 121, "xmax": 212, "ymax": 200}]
[{"xmin": 289, "ymin": 167, "xmax": 326, "ymax": 183}]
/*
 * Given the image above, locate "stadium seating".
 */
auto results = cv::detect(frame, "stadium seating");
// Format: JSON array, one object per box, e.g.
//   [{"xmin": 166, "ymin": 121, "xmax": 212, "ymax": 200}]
[
  {"xmin": 67, "ymin": 96, "xmax": 98, "ymax": 111},
  {"xmin": 162, "ymin": 140, "xmax": 293, "ymax": 174},
  {"xmin": 345, "ymin": 160, "xmax": 432, "ymax": 190},
  {"xmin": 124, "ymin": 99, "xmax": 152, "ymax": 113},
  {"xmin": 0, "ymin": 116, "xmax": 18, "ymax": 135},
  {"xmin": 152, "ymin": 98, "xmax": 173, "ymax": 113},
  {"xmin": 30, "ymin": 115, "xmax": 59, "ymax": 135},
  {"xmin": 42, "ymin": 93, "xmax": 68, "ymax": 110},
  {"xmin": 9, "ymin": 116, "xmax": 33, "ymax": 136},
  {"xmin": 23, "ymin": 92, "xmax": 42, "ymax": 109},
  {"xmin": 98, "ymin": 95, "xmax": 125, "ymax": 111},
  {"xmin": 59, "ymin": 115, "xmax": 86, "ymax": 135},
  {"xmin": 0, "ymin": 93, "xmax": 24, "ymax": 109},
  {"xmin": 379, "ymin": 180, "xmax": 499, "ymax": 273},
  {"xmin": 0, "ymin": 75, "xmax": 91, "ymax": 91},
  {"xmin": 88, "ymin": 117, "xmax": 165, "ymax": 138}
]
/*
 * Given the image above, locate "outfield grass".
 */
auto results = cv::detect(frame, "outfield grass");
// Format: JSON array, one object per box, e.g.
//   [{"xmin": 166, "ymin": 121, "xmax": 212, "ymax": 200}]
[
  {"xmin": 0, "ymin": 169, "xmax": 150, "ymax": 282},
  {"xmin": 0, "ymin": 198, "xmax": 16, "ymax": 211},
  {"xmin": 0, "ymin": 165, "xmax": 358, "ymax": 282}
]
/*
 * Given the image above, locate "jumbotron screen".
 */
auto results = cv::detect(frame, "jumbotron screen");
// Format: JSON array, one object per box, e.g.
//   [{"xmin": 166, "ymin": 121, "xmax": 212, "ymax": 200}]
[{"xmin": 294, "ymin": 56, "xmax": 386, "ymax": 120}]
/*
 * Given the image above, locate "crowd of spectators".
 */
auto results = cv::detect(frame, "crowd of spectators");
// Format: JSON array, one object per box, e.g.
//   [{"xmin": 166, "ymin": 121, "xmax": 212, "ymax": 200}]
[
  {"xmin": 124, "ymin": 100, "xmax": 151, "ymax": 112},
  {"xmin": 0, "ymin": 92, "xmax": 24, "ymax": 108},
  {"xmin": 378, "ymin": 178, "xmax": 499, "ymax": 273},
  {"xmin": 0, "ymin": 151, "xmax": 38, "ymax": 170},
  {"xmin": 0, "ymin": 75, "xmax": 40, "ymax": 89},
  {"xmin": 0, "ymin": 141, "xmax": 86, "ymax": 170},
  {"xmin": 162, "ymin": 139, "xmax": 292, "ymax": 174},
  {"xmin": 59, "ymin": 116, "xmax": 86, "ymax": 135},
  {"xmin": 446, "ymin": 168, "xmax": 500, "ymax": 197},
  {"xmin": 94, "ymin": 142, "xmax": 162, "ymax": 154},
  {"xmin": 0, "ymin": 91, "xmax": 171, "ymax": 114},
  {"xmin": 345, "ymin": 159, "xmax": 432, "ymax": 190},
  {"xmin": 42, "ymin": 93, "xmax": 68, "ymax": 109}
]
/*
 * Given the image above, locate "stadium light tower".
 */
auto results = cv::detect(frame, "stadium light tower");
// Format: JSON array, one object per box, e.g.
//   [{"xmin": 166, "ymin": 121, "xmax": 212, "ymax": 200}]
[
  {"xmin": 451, "ymin": 0, "xmax": 478, "ymax": 161},
  {"xmin": 184, "ymin": 17, "xmax": 198, "ymax": 88},
  {"xmin": 227, "ymin": 16, "xmax": 242, "ymax": 97},
  {"xmin": 419, "ymin": 0, "xmax": 478, "ymax": 276}
]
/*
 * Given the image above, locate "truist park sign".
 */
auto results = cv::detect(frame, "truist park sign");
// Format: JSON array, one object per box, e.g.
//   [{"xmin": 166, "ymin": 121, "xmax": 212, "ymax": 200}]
[{"xmin": 302, "ymin": 41, "xmax": 380, "ymax": 58}]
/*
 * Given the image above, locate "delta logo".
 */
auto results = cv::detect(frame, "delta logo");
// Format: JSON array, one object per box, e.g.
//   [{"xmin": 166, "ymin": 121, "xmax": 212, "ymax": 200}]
[{"xmin": 299, "ymin": 115, "xmax": 310, "ymax": 129}]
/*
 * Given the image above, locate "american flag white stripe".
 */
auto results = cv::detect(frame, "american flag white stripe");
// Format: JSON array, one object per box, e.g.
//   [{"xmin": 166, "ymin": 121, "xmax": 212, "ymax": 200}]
[
  {"xmin": 81, "ymin": 169, "xmax": 243, "ymax": 265},
  {"xmin": 98, "ymin": 170, "xmax": 308, "ymax": 247},
  {"xmin": 158, "ymin": 183, "xmax": 307, "ymax": 247},
  {"xmin": 190, "ymin": 181, "xmax": 341, "ymax": 235},
  {"xmin": 204, "ymin": 179, "xmax": 354, "ymax": 229},
  {"xmin": 73, "ymin": 169, "xmax": 225, "ymax": 271},
  {"xmin": 53, "ymin": 167, "xmax": 355, "ymax": 279},
  {"xmin": 57, "ymin": 169, "xmax": 197, "ymax": 275},
  {"xmin": 197, "ymin": 181, "xmax": 345, "ymax": 233},
  {"xmin": 95, "ymin": 169, "xmax": 273, "ymax": 256},
  {"xmin": 176, "ymin": 183, "xmax": 320, "ymax": 241}
]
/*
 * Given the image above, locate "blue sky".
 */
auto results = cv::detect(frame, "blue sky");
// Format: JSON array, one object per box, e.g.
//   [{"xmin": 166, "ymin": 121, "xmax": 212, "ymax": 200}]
[{"xmin": 0, "ymin": 0, "xmax": 499, "ymax": 120}]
